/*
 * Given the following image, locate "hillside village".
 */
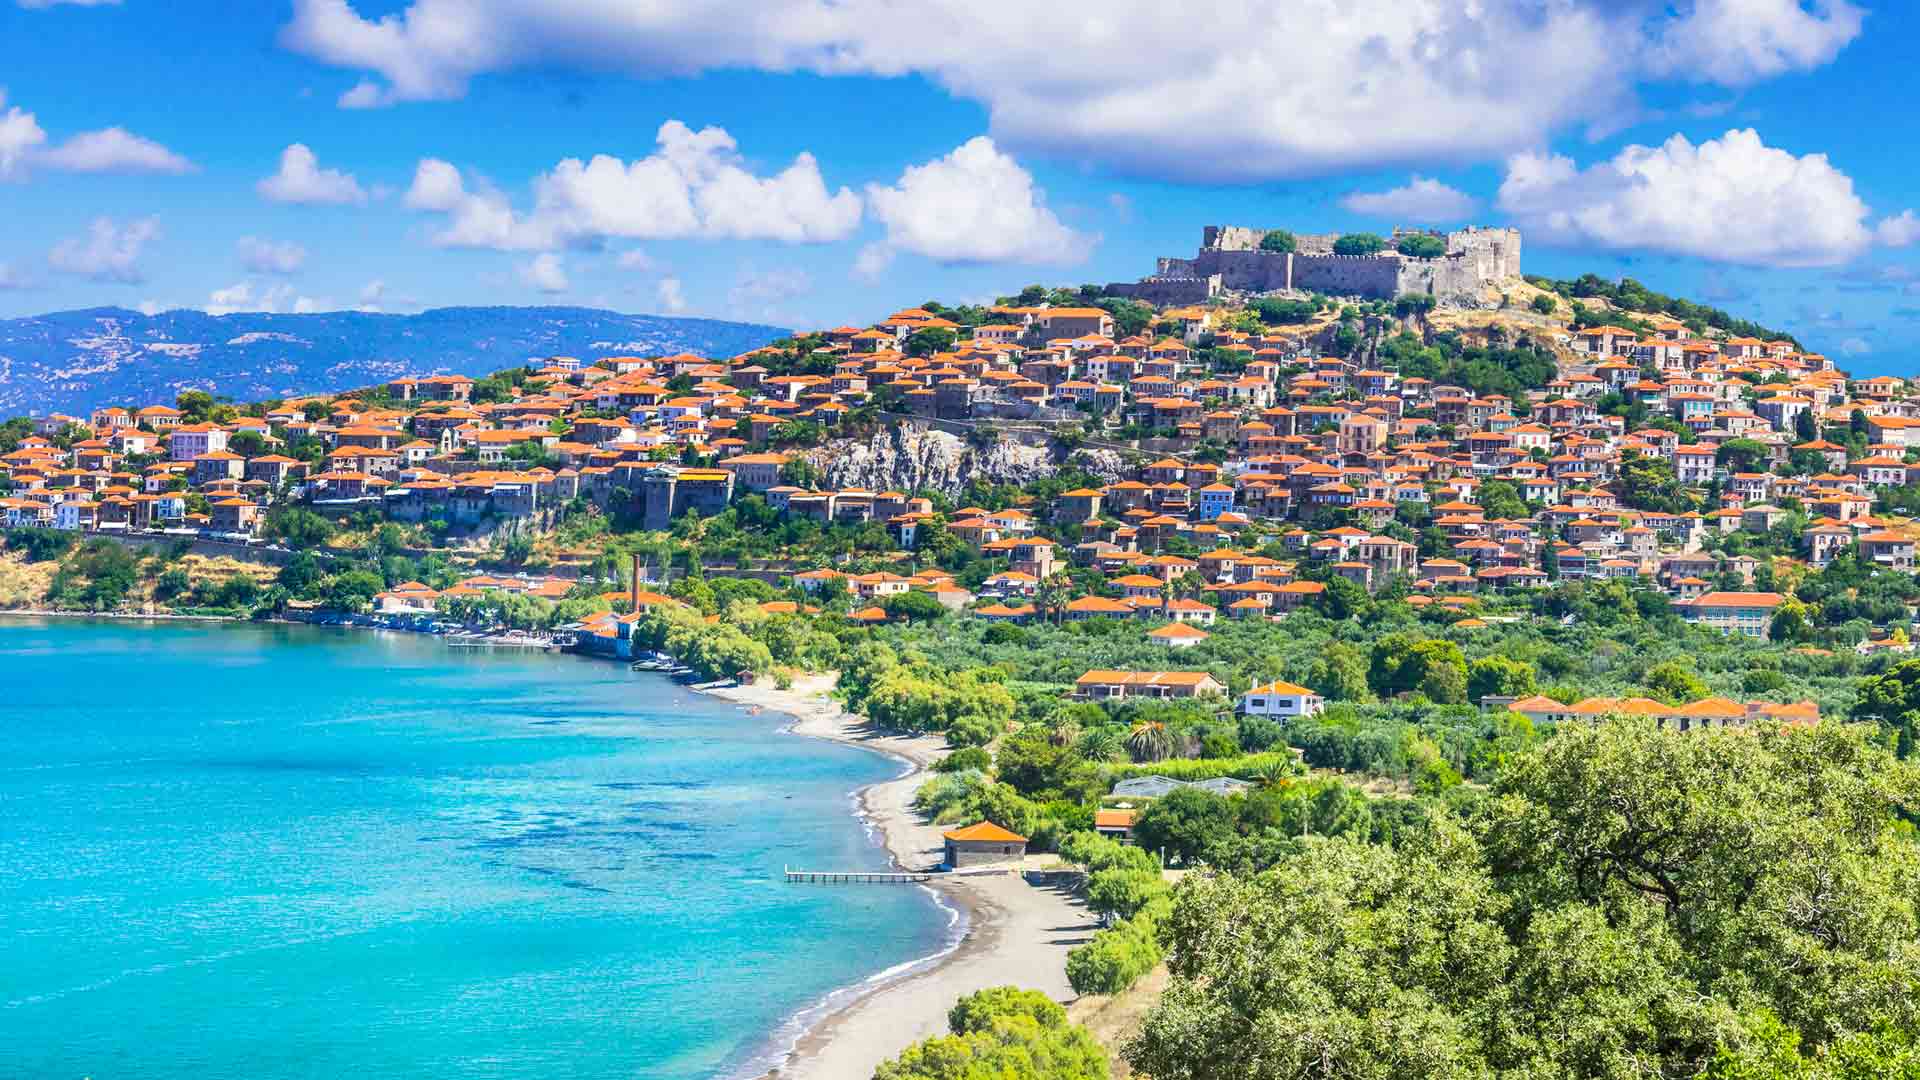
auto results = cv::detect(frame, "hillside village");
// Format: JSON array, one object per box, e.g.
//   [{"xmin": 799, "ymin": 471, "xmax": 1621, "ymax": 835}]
[{"xmin": 4, "ymin": 250, "xmax": 1917, "ymax": 656}]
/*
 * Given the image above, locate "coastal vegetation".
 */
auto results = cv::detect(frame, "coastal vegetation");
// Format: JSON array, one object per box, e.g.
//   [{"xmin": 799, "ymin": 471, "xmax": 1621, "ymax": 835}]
[
  {"xmin": 1124, "ymin": 719, "xmax": 1920, "ymax": 1079},
  {"xmin": 874, "ymin": 986, "xmax": 1109, "ymax": 1080}
]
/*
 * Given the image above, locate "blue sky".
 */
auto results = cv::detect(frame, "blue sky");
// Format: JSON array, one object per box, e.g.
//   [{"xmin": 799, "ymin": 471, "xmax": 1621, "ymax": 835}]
[{"xmin": 2, "ymin": 0, "xmax": 1917, "ymax": 373}]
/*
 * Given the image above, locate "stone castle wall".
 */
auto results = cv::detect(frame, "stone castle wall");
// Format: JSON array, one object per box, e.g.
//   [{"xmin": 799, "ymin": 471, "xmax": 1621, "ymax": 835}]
[
  {"xmin": 1115, "ymin": 224, "xmax": 1522, "ymax": 304},
  {"xmin": 1290, "ymin": 254, "xmax": 1406, "ymax": 297},
  {"xmin": 1106, "ymin": 275, "xmax": 1219, "ymax": 306}
]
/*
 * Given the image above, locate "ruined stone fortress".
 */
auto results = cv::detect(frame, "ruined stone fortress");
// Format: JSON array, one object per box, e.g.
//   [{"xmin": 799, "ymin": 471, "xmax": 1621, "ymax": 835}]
[{"xmin": 1107, "ymin": 225, "xmax": 1523, "ymax": 306}]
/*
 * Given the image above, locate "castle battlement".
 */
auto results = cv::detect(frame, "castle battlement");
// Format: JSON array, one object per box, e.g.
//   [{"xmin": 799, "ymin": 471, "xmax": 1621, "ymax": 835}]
[{"xmin": 1109, "ymin": 224, "xmax": 1521, "ymax": 306}]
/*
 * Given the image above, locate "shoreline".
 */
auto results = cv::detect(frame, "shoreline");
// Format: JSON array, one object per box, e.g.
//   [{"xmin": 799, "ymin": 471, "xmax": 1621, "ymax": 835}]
[
  {"xmin": 0, "ymin": 607, "xmax": 246, "ymax": 623},
  {"xmin": 699, "ymin": 674, "xmax": 1091, "ymax": 1080}
]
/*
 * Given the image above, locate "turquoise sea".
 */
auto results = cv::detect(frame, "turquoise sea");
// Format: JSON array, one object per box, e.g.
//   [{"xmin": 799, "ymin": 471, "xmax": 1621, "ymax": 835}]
[{"xmin": 0, "ymin": 618, "xmax": 951, "ymax": 1079}]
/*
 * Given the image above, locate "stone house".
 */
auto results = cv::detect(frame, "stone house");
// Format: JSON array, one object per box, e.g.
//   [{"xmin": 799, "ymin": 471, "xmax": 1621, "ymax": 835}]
[{"xmin": 942, "ymin": 822, "xmax": 1028, "ymax": 870}]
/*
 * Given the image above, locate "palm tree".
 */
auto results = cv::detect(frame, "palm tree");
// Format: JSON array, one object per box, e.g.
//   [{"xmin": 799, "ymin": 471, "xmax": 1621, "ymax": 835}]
[
  {"xmin": 1036, "ymin": 574, "xmax": 1072, "ymax": 625},
  {"xmin": 1050, "ymin": 715, "xmax": 1083, "ymax": 749},
  {"xmin": 1126, "ymin": 721, "xmax": 1174, "ymax": 764},
  {"xmin": 1076, "ymin": 728, "xmax": 1126, "ymax": 764}
]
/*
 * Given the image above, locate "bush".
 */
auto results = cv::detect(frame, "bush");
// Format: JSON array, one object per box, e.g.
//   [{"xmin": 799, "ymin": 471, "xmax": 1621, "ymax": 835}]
[
  {"xmin": 1067, "ymin": 904, "xmax": 1166, "ymax": 995},
  {"xmin": 1199, "ymin": 733, "xmax": 1240, "ymax": 759},
  {"xmin": 1104, "ymin": 751, "xmax": 1303, "ymax": 784},
  {"xmin": 1057, "ymin": 831, "xmax": 1159, "ymax": 875},
  {"xmin": 1087, "ymin": 868, "xmax": 1169, "ymax": 920},
  {"xmin": 1237, "ymin": 715, "xmax": 1285, "ymax": 753},
  {"xmin": 1530, "ymin": 294, "xmax": 1558, "ymax": 315},
  {"xmin": 4, "ymin": 527, "xmax": 77, "ymax": 563},
  {"xmin": 878, "ymin": 985, "xmax": 1109, "ymax": 1080},
  {"xmin": 937, "ymin": 746, "xmax": 993, "ymax": 773}
]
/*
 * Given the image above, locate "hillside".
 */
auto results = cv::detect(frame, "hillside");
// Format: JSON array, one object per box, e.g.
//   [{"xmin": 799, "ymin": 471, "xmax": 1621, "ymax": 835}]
[{"xmin": 0, "ymin": 306, "xmax": 788, "ymax": 416}]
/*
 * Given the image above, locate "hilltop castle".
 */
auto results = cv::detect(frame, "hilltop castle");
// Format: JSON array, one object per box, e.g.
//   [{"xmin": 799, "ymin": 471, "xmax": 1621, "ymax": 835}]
[{"xmin": 1107, "ymin": 225, "xmax": 1522, "ymax": 306}]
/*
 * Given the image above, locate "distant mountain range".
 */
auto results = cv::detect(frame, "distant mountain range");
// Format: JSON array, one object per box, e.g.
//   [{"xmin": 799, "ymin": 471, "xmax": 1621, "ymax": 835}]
[{"xmin": 0, "ymin": 306, "xmax": 789, "ymax": 417}]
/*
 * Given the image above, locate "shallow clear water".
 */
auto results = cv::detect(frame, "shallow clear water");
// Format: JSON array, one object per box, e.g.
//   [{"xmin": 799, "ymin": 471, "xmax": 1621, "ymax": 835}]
[{"xmin": 0, "ymin": 618, "xmax": 948, "ymax": 1079}]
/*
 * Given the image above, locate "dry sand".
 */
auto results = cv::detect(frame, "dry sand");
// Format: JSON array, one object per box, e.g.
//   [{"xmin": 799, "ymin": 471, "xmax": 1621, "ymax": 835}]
[{"xmin": 702, "ymin": 675, "xmax": 1097, "ymax": 1080}]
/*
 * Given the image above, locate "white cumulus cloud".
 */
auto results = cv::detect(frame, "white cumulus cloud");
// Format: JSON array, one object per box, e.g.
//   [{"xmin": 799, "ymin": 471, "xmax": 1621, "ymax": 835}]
[
  {"xmin": 655, "ymin": 277, "xmax": 686, "ymax": 314},
  {"xmin": 517, "ymin": 253, "xmax": 568, "ymax": 294},
  {"xmin": 237, "ymin": 235, "xmax": 308, "ymax": 274},
  {"xmin": 277, "ymin": 1, "xmax": 1865, "ymax": 182},
  {"xmin": 1339, "ymin": 176, "xmax": 1480, "ymax": 223},
  {"xmin": 0, "ymin": 91, "xmax": 189, "ymax": 179},
  {"xmin": 1496, "ymin": 128, "xmax": 1873, "ymax": 267},
  {"xmin": 1875, "ymin": 210, "xmax": 1920, "ymax": 249},
  {"xmin": 258, "ymin": 143, "xmax": 368, "ymax": 205},
  {"xmin": 864, "ymin": 136, "xmax": 1088, "ymax": 270},
  {"xmin": 205, "ymin": 280, "xmax": 321, "ymax": 315},
  {"xmin": 0, "ymin": 92, "xmax": 47, "ymax": 179},
  {"xmin": 35, "ymin": 127, "xmax": 192, "ymax": 174},
  {"xmin": 1644, "ymin": 0, "xmax": 1865, "ymax": 86},
  {"xmin": 48, "ymin": 216, "xmax": 158, "ymax": 283},
  {"xmin": 403, "ymin": 120, "xmax": 859, "ymax": 251}
]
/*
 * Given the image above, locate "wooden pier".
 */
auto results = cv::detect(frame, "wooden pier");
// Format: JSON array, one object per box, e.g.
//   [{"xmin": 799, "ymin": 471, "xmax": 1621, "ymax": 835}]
[{"xmin": 784, "ymin": 866, "xmax": 932, "ymax": 884}]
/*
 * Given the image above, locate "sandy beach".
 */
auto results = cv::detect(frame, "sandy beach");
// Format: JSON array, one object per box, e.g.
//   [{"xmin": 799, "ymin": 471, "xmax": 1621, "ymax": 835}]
[{"xmin": 702, "ymin": 674, "xmax": 1097, "ymax": 1080}]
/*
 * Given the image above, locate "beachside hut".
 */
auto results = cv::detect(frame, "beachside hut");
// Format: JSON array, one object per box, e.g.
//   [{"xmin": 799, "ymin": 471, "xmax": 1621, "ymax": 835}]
[{"xmin": 941, "ymin": 821, "xmax": 1028, "ymax": 869}]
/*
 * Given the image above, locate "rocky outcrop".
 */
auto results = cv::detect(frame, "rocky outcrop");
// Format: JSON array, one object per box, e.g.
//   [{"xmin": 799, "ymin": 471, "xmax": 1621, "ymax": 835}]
[{"xmin": 816, "ymin": 422, "xmax": 1063, "ymax": 498}]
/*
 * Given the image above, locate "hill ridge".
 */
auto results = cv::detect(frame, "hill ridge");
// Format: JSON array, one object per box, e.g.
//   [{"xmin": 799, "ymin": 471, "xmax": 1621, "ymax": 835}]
[{"xmin": 0, "ymin": 305, "xmax": 788, "ymax": 416}]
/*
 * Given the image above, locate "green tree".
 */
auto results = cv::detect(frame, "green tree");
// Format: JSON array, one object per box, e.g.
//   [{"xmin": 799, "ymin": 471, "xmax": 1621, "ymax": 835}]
[
  {"xmin": 1477, "ymin": 479, "xmax": 1529, "ymax": 520},
  {"xmin": 883, "ymin": 589, "xmax": 949, "ymax": 622},
  {"xmin": 1128, "ymin": 721, "xmax": 1920, "ymax": 1080},
  {"xmin": 1530, "ymin": 293, "xmax": 1558, "ymax": 315},
  {"xmin": 1717, "ymin": 438, "xmax": 1770, "ymax": 474},
  {"xmin": 1619, "ymin": 452, "xmax": 1693, "ymax": 513},
  {"xmin": 1854, "ymin": 658, "xmax": 1920, "ymax": 758},
  {"xmin": 1395, "ymin": 234, "xmax": 1446, "ymax": 258},
  {"xmin": 1132, "ymin": 786, "xmax": 1235, "ymax": 866},
  {"xmin": 1644, "ymin": 660, "xmax": 1709, "ymax": 704},
  {"xmin": 1067, "ymin": 912, "xmax": 1165, "ymax": 996},
  {"xmin": 876, "ymin": 985, "xmax": 1109, "ymax": 1080},
  {"xmin": 1467, "ymin": 654, "xmax": 1536, "ymax": 704},
  {"xmin": 1332, "ymin": 233, "xmax": 1387, "ymax": 256},
  {"xmin": 778, "ymin": 456, "xmax": 819, "ymax": 487},
  {"xmin": 1258, "ymin": 230, "xmax": 1297, "ymax": 253},
  {"xmin": 947, "ymin": 987, "xmax": 1066, "ymax": 1035},
  {"xmin": 1086, "ymin": 868, "xmax": 1168, "ymax": 921},
  {"xmin": 1770, "ymin": 597, "xmax": 1817, "ymax": 644},
  {"xmin": 904, "ymin": 327, "xmax": 958, "ymax": 357},
  {"xmin": 175, "ymin": 389, "xmax": 217, "ymax": 422},
  {"xmin": 228, "ymin": 430, "xmax": 268, "ymax": 458},
  {"xmin": 322, "ymin": 570, "xmax": 383, "ymax": 612},
  {"xmin": 264, "ymin": 507, "xmax": 336, "ymax": 550},
  {"xmin": 1125, "ymin": 721, "xmax": 1174, "ymax": 763},
  {"xmin": 1307, "ymin": 641, "xmax": 1371, "ymax": 702}
]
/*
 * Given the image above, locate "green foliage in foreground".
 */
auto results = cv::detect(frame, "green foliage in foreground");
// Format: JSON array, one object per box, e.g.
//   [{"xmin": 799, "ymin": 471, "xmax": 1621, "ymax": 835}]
[
  {"xmin": 1126, "ymin": 720, "xmax": 1920, "ymax": 1080},
  {"xmin": 1067, "ymin": 903, "xmax": 1166, "ymax": 997},
  {"xmin": 874, "ymin": 985, "xmax": 1108, "ymax": 1080}
]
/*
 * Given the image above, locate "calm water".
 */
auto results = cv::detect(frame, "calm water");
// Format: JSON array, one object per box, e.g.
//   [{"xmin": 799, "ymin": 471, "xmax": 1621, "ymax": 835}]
[{"xmin": 0, "ymin": 618, "xmax": 949, "ymax": 1079}]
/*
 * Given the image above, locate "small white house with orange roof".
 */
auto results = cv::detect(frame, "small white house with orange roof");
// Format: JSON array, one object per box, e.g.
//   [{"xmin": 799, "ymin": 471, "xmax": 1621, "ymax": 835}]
[{"xmin": 1239, "ymin": 679, "xmax": 1324, "ymax": 720}]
